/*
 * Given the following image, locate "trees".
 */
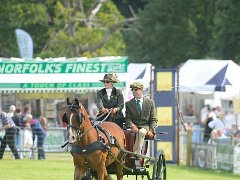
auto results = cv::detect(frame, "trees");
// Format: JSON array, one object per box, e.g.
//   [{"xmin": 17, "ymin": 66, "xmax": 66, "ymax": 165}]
[
  {"xmin": 125, "ymin": 0, "xmax": 217, "ymax": 68},
  {"xmin": 1, "ymin": 0, "xmax": 240, "ymax": 66},
  {"xmin": 125, "ymin": 0, "xmax": 240, "ymax": 67},
  {"xmin": 0, "ymin": 0, "xmax": 133, "ymax": 58},
  {"xmin": 210, "ymin": 0, "xmax": 240, "ymax": 63}
]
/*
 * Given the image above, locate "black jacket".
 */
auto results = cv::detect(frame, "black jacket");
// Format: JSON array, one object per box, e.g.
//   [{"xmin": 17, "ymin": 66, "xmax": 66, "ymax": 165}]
[{"xmin": 96, "ymin": 87, "xmax": 124, "ymax": 121}]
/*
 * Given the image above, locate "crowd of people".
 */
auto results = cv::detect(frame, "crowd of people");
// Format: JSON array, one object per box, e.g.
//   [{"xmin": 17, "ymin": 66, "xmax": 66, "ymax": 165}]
[
  {"xmin": 0, "ymin": 104, "xmax": 48, "ymax": 160},
  {"xmin": 185, "ymin": 103, "xmax": 240, "ymax": 144}
]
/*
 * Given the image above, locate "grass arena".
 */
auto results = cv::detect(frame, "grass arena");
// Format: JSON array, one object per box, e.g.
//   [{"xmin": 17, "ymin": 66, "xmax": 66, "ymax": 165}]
[{"xmin": 0, "ymin": 152, "xmax": 239, "ymax": 180}]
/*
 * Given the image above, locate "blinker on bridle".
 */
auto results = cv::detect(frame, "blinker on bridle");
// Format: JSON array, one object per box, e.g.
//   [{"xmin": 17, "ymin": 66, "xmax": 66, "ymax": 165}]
[{"xmin": 65, "ymin": 102, "xmax": 84, "ymax": 131}]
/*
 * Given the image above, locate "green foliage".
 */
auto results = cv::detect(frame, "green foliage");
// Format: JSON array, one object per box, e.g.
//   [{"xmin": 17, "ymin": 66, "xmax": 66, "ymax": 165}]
[
  {"xmin": 125, "ymin": 0, "xmax": 219, "ymax": 68},
  {"xmin": 0, "ymin": 0, "xmax": 126, "ymax": 58},
  {"xmin": 124, "ymin": 0, "xmax": 240, "ymax": 67},
  {"xmin": 2, "ymin": 0, "xmax": 240, "ymax": 66},
  {"xmin": 211, "ymin": 0, "xmax": 240, "ymax": 63}
]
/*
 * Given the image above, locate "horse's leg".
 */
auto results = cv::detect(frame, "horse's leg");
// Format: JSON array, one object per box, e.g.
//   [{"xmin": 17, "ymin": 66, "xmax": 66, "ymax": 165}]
[
  {"xmin": 96, "ymin": 159, "xmax": 109, "ymax": 180},
  {"xmin": 115, "ymin": 153, "xmax": 124, "ymax": 180},
  {"xmin": 74, "ymin": 166, "xmax": 86, "ymax": 180}
]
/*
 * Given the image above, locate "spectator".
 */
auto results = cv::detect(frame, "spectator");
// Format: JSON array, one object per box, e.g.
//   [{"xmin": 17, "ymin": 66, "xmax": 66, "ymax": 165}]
[
  {"xmin": 203, "ymin": 106, "xmax": 217, "ymax": 143},
  {"xmin": 208, "ymin": 111, "xmax": 226, "ymax": 136},
  {"xmin": 185, "ymin": 104, "xmax": 196, "ymax": 116},
  {"xmin": 19, "ymin": 105, "xmax": 32, "ymax": 158},
  {"xmin": 88, "ymin": 103, "xmax": 99, "ymax": 122},
  {"xmin": 7, "ymin": 105, "xmax": 16, "ymax": 118},
  {"xmin": 12, "ymin": 108, "xmax": 22, "ymax": 149},
  {"xmin": 0, "ymin": 108, "xmax": 20, "ymax": 159},
  {"xmin": 96, "ymin": 73, "xmax": 125, "ymax": 128},
  {"xmin": 214, "ymin": 105, "xmax": 223, "ymax": 118},
  {"xmin": 20, "ymin": 105, "xmax": 32, "ymax": 130},
  {"xmin": 23, "ymin": 114, "xmax": 33, "ymax": 151},
  {"xmin": 200, "ymin": 104, "xmax": 210, "ymax": 125},
  {"xmin": 26, "ymin": 115, "xmax": 47, "ymax": 160},
  {"xmin": 224, "ymin": 110, "xmax": 235, "ymax": 136}
]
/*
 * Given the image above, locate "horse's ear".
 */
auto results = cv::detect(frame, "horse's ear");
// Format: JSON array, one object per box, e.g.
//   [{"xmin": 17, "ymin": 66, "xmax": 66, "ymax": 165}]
[
  {"xmin": 67, "ymin": 97, "xmax": 70, "ymax": 105},
  {"xmin": 75, "ymin": 98, "xmax": 80, "ymax": 105}
]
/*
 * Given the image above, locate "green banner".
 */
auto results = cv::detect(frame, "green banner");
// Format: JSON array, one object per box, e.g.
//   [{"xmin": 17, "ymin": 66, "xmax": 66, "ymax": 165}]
[{"xmin": 0, "ymin": 58, "xmax": 128, "ymax": 74}]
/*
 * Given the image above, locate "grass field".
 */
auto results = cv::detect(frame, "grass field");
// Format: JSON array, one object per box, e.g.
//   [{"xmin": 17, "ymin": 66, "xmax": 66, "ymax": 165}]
[{"xmin": 0, "ymin": 152, "xmax": 239, "ymax": 180}]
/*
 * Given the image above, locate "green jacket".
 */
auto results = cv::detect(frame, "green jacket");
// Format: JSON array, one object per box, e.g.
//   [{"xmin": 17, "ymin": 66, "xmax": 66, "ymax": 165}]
[{"xmin": 125, "ymin": 97, "xmax": 158, "ymax": 132}]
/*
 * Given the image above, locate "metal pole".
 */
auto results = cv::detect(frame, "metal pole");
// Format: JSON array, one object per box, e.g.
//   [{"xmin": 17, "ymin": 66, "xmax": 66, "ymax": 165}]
[
  {"xmin": 150, "ymin": 65, "xmax": 153, "ymax": 100},
  {"xmin": 176, "ymin": 66, "xmax": 180, "ymax": 165}
]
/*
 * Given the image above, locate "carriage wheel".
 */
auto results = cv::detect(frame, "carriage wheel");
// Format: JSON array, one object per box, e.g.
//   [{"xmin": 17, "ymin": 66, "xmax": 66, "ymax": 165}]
[{"xmin": 152, "ymin": 150, "xmax": 166, "ymax": 180}]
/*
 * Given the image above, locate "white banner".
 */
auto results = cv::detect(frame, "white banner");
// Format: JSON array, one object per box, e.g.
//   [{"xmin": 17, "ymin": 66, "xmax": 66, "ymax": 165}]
[{"xmin": 15, "ymin": 29, "xmax": 33, "ymax": 58}]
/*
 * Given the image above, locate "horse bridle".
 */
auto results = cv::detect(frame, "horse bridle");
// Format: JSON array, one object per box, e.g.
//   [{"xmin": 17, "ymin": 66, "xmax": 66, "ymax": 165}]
[
  {"xmin": 62, "ymin": 102, "xmax": 85, "ymax": 142},
  {"xmin": 61, "ymin": 103, "xmax": 114, "ymax": 148}
]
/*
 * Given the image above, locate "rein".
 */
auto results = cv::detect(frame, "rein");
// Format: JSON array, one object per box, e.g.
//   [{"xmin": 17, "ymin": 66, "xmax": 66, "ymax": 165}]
[
  {"xmin": 61, "ymin": 109, "xmax": 113, "ymax": 148},
  {"xmin": 78, "ymin": 109, "xmax": 113, "ymax": 139}
]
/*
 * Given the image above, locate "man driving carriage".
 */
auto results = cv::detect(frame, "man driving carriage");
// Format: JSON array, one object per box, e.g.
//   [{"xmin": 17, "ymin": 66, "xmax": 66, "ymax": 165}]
[
  {"xmin": 125, "ymin": 82, "xmax": 158, "ymax": 155},
  {"xmin": 96, "ymin": 73, "xmax": 125, "ymax": 128}
]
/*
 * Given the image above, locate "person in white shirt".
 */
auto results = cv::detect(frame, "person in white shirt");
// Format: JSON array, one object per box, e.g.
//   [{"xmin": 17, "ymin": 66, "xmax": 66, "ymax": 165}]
[
  {"xmin": 96, "ymin": 73, "xmax": 125, "ymax": 127},
  {"xmin": 208, "ymin": 111, "xmax": 226, "ymax": 136}
]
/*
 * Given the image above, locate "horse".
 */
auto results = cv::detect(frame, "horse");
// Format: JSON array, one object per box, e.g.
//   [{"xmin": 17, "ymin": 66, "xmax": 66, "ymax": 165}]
[{"xmin": 62, "ymin": 98, "xmax": 125, "ymax": 180}]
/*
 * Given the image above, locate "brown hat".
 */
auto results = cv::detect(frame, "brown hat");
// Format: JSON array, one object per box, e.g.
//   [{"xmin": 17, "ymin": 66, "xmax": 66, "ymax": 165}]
[
  {"xmin": 99, "ymin": 73, "xmax": 119, "ymax": 83},
  {"xmin": 130, "ymin": 82, "xmax": 144, "ymax": 89}
]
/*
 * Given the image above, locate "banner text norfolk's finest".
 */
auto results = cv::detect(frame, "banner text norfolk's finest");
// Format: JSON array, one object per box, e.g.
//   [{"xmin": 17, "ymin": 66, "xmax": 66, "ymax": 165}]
[{"xmin": 0, "ymin": 60, "xmax": 127, "ymax": 74}]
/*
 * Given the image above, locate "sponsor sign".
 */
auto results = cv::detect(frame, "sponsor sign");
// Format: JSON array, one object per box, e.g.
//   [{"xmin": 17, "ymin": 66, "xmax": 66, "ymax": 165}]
[
  {"xmin": 216, "ymin": 144, "xmax": 234, "ymax": 171},
  {"xmin": 15, "ymin": 29, "xmax": 33, "ymax": 58},
  {"xmin": 192, "ymin": 143, "xmax": 217, "ymax": 169},
  {"xmin": 0, "ymin": 58, "xmax": 128, "ymax": 74}
]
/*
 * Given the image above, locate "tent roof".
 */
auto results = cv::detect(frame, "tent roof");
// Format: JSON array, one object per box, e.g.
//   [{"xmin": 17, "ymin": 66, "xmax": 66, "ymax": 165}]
[{"xmin": 179, "ymin": 59, "xmax": 240, "ymax": 94}]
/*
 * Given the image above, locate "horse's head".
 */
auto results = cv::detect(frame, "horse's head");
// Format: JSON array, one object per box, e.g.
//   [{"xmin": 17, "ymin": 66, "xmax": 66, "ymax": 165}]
[{"xmin": 62, "ymin": 97, "xmax": 89, "ymax": 144}]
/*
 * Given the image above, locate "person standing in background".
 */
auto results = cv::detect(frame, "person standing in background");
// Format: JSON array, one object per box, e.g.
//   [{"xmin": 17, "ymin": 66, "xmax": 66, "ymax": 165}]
[
  {"xmin": 20, "ymin": 105, "xmax": 32, "ymax": 130},
  {"xmin": 26, "ymin": 114, "xmax": 47, "ymax": 160},
  {"xmin": 0, "ymin": 108, "xmax": 20, "ymax": 159},
  {"xmin": 12, "ymin": 108, "xmax": 22, "ymax": 149},
  {"xmin": 19, "ymin": 105, "xmax": 32, "ymax": 158},
  {"xmin": 7, "ymin": 105, "xmax": 16, "ymax": 118},
  {"xmin": 203, "ymin": 106, "xmax": 217, "ymax": 142}
]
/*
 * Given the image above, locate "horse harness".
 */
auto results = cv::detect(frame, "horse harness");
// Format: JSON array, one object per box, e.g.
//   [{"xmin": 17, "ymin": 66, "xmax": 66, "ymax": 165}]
[
  {"xmin": 63, "ymin": 102, "xmax": 121, "ymax": 162},
  {"xmin": 70, "ymin": 124, "xmax": 121, "ymax": 155},
  {"xmin": 62, "ymin": 101, "xmax": 133, "ymax": 171}
]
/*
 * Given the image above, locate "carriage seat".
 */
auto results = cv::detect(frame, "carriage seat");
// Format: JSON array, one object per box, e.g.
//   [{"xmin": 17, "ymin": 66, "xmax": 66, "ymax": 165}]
[{"xmin": 123, "ymin": 129, "xmax": 154, "ymax": 152}]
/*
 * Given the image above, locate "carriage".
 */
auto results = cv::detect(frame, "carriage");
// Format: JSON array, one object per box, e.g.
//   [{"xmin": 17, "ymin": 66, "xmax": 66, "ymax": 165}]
[
  {"xmin": 62, "ymin": 98, "xmax": 166, "ymax": 180},
  {"xmin": 107, "ymin": 130, "xmax": 166, "ymax": 180}
]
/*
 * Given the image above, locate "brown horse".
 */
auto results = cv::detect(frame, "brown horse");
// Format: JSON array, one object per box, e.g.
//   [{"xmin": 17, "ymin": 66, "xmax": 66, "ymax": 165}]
[{"xmin": 62, "ymin": 98, "xmax": 125, "ymax": 180}]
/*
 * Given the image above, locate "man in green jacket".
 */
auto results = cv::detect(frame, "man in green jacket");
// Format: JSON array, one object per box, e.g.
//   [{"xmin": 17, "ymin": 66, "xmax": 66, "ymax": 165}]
[{"xmin": 125, "ymin": 82, "xmax": 158, "ymax": 155}]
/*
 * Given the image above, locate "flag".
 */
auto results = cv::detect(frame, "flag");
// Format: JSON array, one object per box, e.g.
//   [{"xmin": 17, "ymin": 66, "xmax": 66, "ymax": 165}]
[{"xmin": 15, "ymin": 29, "xmax": 33, "ymax": 58}]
